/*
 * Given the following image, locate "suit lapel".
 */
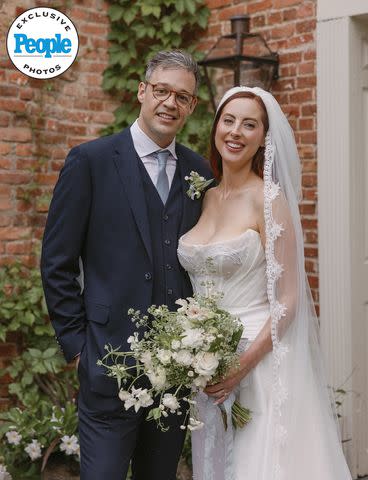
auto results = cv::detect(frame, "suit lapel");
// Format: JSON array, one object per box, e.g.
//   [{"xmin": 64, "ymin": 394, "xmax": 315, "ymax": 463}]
[
  {"xmin": 176, "ymin": 145, "xmax": 201, "ymax": 236},
  {"xmin": 112, "ymin": 128, "xmax": 153, "ymax": 263}
]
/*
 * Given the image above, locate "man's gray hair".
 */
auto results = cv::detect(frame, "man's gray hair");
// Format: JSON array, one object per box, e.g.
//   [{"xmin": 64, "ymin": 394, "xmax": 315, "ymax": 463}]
[{"xmin": 145, "ymin": 50, "xmax": 200, "ymax": 94}]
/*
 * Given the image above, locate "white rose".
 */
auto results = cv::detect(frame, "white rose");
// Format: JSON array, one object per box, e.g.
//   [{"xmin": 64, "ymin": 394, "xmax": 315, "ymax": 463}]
[
  {"xmin": 181, "ymin": 328, "xmax": 204, "ymax": 349},
  {"xmin": 162, "ymin": 393, "xmax": 180, "ymax": 412},
  {"xmin": 173, "ymin": 350, "xmax": 193, "ymax": 366},
  {"xmin": 147, "ymin": 367, "xmax": 167, "ymax": 389},
  {"xmin": 156, "ymin": 349, "xmax": 172, "ymax": 365},
  {"xmin": 193, "ymin": 352, "xmax": 219, "ymax": 377},
  {"xmin": 171, "ymin": 340, "xmax": 181, "ymax": 350}
]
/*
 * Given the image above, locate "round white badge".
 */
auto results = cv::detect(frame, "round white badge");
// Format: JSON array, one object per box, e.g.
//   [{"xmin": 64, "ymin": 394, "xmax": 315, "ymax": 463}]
[{"xmin": 6, "ymin": 7, "xmax": 79, "ymax": 80}]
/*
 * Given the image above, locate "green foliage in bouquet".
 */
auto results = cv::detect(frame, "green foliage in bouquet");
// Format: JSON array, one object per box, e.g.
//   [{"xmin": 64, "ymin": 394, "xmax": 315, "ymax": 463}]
[
  {"xmin": 100, "ymin": 288, "xmax": 250, "ymax": 433},
  {"xmin": 102, "ymin": 0, "xmax": 213, "ymax": 156},
  {"xmin": 0, "ymin": 258, "xmax": 79, "ymax": 478}
]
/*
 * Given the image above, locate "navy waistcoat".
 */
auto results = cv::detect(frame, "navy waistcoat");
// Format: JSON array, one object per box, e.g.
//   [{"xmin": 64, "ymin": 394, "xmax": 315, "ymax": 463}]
[{"xmin": 138, "ymin": 157, "xmax": 185, "ymax": 311}]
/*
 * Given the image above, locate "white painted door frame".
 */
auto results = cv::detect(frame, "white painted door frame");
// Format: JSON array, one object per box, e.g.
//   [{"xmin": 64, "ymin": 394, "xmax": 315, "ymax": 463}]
[{"xmin": 317, "ymin": 1, "xmax": 368, "ymax": 477}]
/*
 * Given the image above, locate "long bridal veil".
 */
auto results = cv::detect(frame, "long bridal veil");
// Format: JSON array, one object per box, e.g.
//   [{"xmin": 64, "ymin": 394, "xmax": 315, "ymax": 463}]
[{"xmin": 192, "ymin": 86, "xmax": 352, "ymax": 480}]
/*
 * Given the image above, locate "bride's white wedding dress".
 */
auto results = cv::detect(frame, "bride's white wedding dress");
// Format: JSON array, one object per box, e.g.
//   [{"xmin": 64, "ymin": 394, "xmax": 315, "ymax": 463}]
[{"xmin": 177, "ymin": 228, "xmax": 352, "ymax": 479}]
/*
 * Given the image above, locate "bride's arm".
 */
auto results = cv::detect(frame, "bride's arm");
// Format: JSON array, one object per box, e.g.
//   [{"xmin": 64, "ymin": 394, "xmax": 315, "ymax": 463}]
[
  {"xmin": 205, "ymin": 316, "xmax": 273, "ymax": 404},
  {"xmin": 206, "ymin": 191, "xmax": 298, "ymax": 403}
]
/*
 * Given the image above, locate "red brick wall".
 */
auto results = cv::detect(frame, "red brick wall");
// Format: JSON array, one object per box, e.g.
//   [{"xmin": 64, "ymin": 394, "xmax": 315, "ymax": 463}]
[
  {"xmin": 0, "ymin": 0, "xmax": 318, "ymax": 406},
  {"xmin": 0, "ymin": 0, "xmax": 117, "ymax": 409},
  {"xmin": 200, "ymin": 0, "xmax": 318, "ymax": 305}
]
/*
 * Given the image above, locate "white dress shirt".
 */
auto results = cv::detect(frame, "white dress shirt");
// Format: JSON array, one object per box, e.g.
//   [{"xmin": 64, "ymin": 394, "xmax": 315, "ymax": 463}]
[{"xmin": 130, "ymin": 120, "xmax": 177, "ymax": 188}]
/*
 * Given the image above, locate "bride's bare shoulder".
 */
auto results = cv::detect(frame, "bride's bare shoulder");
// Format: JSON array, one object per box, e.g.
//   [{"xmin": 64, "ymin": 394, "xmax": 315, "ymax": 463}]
[
  {"xmin": 253, "ymin": 178, "xmax": 264, "ymax": 206},
  {"xmin": 202, "ymin": 185, "xmax": 219, "ymax": 208}
]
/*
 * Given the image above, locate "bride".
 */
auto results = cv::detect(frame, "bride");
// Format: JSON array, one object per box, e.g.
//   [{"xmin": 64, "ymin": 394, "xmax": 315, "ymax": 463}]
[{"xmin": 177, "ymin": 87, "xmax": 352, "ymax": 479}]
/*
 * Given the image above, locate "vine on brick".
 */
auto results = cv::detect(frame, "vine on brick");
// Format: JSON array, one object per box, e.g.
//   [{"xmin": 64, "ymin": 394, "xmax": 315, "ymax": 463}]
[{"xmin": 102, "ymin": 0, "xmax": 212, "ymax": 155}]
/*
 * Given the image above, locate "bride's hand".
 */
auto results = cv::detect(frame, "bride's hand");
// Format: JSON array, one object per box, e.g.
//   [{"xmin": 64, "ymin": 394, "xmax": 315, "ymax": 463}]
[{"xmin": 204, "ymin": 366, "xmax": 244, "ymax": 405}]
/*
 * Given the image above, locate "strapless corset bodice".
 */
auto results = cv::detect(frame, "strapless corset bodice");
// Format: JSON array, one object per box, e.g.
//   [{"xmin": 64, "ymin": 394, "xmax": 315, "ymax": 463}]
[{"xmin": 177, "ymin": 229, "xmax": 270, "ymax": 340}]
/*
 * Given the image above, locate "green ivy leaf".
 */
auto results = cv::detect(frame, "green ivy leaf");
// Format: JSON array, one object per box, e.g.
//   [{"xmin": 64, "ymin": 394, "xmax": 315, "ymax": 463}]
[
  {"xmin": 108, "ymin": 4, "xmax": 125, "ymax": 21},
  {"xmin": 176, "ymin": 0, "xmax": 185, "ymax": 14},
  {"xmin": 124, "ymin": 6, "xmax": 138, "ymax": 25},
  {"xmin": 42, "ymin": 347, "xmax": 58, "ymax": 359},
  {"xmin": 184, "ymin": 0, "xmax": 196, "ymax": 14}
]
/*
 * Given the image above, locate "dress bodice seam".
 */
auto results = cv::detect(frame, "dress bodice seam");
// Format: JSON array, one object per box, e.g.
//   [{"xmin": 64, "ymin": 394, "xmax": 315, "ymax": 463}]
[{"xmin": 179, "ymin": 228, "xmax": 260, "ymax": 248}]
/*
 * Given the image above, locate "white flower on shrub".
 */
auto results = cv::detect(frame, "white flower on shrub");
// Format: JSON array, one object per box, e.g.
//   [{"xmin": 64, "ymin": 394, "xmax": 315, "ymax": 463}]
[
  {"xmin": 25, "ymin": 439, "xmax": 42, "ymax": 461},
  {"xmin": 147, "ymin": 367, "xmax": 167, "ymax": 389},
  {"xmin": 5, "ymin": 430, "xmax": 22, "ymax": 445},
  {"xmin": 156, "ymin": 349, "xmax": 171, "ymax": 365},
  {"xmin": 162, "ymin": 393, "xmax": 180, "ymax": 413},
  {"xmin": 60, "ymin": 435, "xmax": 79, "ymax": 456},
  {"xmin": 173, "ymin": 349, "xmax": 193, "ymax": 366},
  {"xmin": 181, "ymin": 328, "xmax": 204, "ymax": 348},
  {"xmin": 193, "ymin": 351, "xmax": 219, "ymax": 377},
  {"xmin": 50, "ymin": 406, "xmax": 65, "ymax": 432},
  {"xmin": 0, "ymin": 464, "xmax": 12, "ymax": 480}
]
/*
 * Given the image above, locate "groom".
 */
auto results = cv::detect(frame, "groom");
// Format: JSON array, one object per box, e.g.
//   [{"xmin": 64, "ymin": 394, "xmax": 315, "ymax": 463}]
[{"xmin": 41, "ymin": 50, "xmax": 211, "ymax": 479}]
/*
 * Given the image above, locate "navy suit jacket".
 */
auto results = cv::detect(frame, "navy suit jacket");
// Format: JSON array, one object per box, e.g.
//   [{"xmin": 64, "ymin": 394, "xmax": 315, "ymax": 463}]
[{"xmin": 41, "ymin": 127, "xmax": 211, "ymax": 396}]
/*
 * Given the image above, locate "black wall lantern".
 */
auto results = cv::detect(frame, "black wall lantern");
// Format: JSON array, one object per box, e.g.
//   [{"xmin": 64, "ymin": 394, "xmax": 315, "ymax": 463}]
[{"xmin": 199, "ymin": 15, "xmax": 279, "ymax": 110}]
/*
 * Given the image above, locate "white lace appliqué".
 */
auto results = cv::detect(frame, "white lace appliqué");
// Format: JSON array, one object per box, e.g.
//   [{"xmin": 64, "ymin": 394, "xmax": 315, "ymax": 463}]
[{"xmin": 263, "ymin": 132, "xmax": 290, "ymax": 480}]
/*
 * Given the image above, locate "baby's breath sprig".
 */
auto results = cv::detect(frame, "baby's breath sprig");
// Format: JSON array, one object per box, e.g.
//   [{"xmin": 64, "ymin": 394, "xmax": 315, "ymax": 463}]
[{"xmin": 98, "ymin": 292, "xmax": 249, "ymax": 431}]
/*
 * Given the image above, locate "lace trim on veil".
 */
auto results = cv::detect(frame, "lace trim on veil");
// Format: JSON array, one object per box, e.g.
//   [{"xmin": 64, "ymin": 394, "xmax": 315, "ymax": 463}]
[{"xmin": 263, "ymin": 132, "xmax": 290, "ymax": 480}]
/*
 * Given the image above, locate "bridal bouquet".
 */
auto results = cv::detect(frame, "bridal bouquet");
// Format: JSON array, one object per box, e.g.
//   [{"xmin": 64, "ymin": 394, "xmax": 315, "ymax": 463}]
[{"xmin": 98, "ymin": 292, "xmax": 251, "ymax": 431}]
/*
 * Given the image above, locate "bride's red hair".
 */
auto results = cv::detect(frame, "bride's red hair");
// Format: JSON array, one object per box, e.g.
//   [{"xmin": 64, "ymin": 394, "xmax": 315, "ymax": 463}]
[{"xmin": 209, "ymin": 91, "xmax": 269, "ymax": 181}]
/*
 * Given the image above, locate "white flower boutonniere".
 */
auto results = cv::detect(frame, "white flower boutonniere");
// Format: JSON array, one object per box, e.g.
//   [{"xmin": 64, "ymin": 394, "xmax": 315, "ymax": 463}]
[{"xmin": 185, "ymin": 171, "xmax": 214, "ymax": 200}]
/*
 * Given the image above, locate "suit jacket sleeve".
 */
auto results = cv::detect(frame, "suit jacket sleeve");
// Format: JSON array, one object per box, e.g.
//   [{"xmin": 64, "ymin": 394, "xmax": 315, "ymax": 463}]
[{"xmin": 41, "ymin": 145, "xmax": 91, "ymax": 362}]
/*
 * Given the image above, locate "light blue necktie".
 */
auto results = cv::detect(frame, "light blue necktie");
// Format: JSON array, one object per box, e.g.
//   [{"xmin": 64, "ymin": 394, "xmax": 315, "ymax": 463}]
[{"xmin": 155, "ymin": 150, "xmax": 170, "ymax": 204}]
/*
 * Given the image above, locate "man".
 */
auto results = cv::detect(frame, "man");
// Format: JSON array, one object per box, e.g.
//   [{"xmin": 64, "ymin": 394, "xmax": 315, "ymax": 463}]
[{"xmin": 41, "ymin": 50, "xmax": 211, "ymax": 479}]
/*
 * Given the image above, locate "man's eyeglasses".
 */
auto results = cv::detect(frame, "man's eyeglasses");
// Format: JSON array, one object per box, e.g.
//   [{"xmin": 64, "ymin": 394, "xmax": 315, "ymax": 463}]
[{"xmin": 146, "ymin": 82, "xmax": 196, "ymax": 108}]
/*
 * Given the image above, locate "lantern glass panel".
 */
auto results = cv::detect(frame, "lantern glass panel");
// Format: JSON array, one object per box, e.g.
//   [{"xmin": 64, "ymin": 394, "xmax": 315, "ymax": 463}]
[
  {"xmin": 240, "ymin": 62, "xmax": 275, "ymax": 89},
  {"xmin": 241, "ymin": 36, "xmax": 273, "ymax": 57}
]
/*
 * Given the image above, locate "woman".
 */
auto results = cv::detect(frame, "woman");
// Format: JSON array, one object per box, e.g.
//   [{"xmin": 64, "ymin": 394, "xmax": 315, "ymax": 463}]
[{"xmin": 177, "ymin": 87, "xmax": 352, "ymax": 479}]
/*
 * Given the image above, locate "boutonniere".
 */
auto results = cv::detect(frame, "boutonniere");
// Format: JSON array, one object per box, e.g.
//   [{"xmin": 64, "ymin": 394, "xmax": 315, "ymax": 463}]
[{"xmin": 185, "ymin": 171, "xmax": 214, "ymax": 200}]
